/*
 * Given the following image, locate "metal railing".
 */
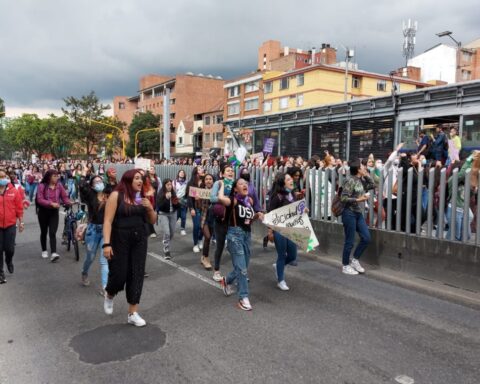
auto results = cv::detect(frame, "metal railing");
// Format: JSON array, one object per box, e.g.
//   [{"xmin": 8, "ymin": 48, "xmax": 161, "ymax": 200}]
[{"xmin": 100, "ymin": 163, "xmax": 479, "ymax": 246}]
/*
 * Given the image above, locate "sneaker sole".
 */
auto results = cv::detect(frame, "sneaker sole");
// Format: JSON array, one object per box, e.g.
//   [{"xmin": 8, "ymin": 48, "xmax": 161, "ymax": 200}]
[
  {"xmin": 237, "ymin": 302, "xmax": 252, "ymax": 311},
  {"xmin": 128, "ymin": 320, "xmax": 147, "ymax": 327},
  {"xmin": 51, "ymin": 257, "xmax": 60, "ymax": 263}
]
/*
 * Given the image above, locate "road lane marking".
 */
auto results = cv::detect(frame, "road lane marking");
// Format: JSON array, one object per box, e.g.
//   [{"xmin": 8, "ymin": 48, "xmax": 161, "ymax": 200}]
[
  {"xmin": 148, "ymin": 251, "xmax": 222, "ymax": 290},
  {"xmin": 395, "ymin": 375, "xmax": 414, "ymax": 384}
]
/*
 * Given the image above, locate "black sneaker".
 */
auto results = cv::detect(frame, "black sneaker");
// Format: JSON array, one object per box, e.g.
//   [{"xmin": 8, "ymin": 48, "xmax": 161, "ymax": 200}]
[
  {"xmin": 0, "ymin": 272, "xmax": 6, "ymax": 284},
  {"xmin": 164, "ymin": 251, "xmax": 171, "ymax": 260},
  {"xmin": 6, "ymin": 261, "xmax": 14, "ymax": 274}
]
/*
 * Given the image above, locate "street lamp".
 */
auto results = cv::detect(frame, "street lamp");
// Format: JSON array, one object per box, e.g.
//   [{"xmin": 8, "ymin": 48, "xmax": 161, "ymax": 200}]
[
  {"xmin": 135, "ymin": 127, "xmax": 160, "ymax": 157},
  {"xmin": 436, "ymin": 31, "xmax": 461, "ymax": 47}
]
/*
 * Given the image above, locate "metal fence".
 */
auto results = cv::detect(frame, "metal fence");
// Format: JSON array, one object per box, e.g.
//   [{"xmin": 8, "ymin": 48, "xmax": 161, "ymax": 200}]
[{"xmin": 102, "ymin": 163, "xmax": 479, "ymax": 246}]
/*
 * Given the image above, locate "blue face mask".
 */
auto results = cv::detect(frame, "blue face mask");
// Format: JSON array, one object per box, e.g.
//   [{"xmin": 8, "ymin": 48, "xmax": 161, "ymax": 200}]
[
  {"xmin": 285, "ymin": 187, "xmax": 293, "ymax": 193},
  {"xmin": 0, "ymin": 179, "xmax": 9, "ymax": 186},
  {"xmin": 93, "ymin": 182, "xmax": 105, "ymax": 192},
  {"xmin": 421, "ymin": 159, "xmax": 427, "ymax": 166}
]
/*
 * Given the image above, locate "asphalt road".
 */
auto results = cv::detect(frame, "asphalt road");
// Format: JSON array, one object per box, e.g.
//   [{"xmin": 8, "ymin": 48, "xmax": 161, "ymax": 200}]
[{"xmin": 1, "ymin": 207, "xmax": 479, "ymax": 384}]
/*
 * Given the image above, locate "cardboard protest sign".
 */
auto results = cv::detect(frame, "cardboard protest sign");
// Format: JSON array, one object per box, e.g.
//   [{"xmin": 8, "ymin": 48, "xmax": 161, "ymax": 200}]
[
  {"xmin": 250, "ymin": 152, "xmax": 264, "ymax": 162},
  {"xmin": 263, "ymin": 138, "xmax": 275, "ymax": 154},
  {"xmin": 188, "ymin": 187, "xmax": 211, "ymax": 200},
  {"xmin": 135, "ymin": 158, "xmax": 151, "ymax": 171},
  {"xmin": 263, "ymin": 199, "xmax": 319, "ymax": 252}
]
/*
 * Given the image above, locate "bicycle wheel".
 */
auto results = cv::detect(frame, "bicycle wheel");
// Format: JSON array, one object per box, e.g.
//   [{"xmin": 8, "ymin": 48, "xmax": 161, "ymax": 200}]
[
  {"xmin": 67, "ymin": 225, "xmax": 71, "ymax": 251},
  {"xmin": 71, "ymin": 221, "xmax": 79, "ymax": 261}
]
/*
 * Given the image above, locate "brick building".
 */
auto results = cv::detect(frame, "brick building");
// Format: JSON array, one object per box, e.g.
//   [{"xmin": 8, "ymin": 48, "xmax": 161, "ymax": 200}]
[
  {"xmin": 113, "ymin": 73, "xmax": 224, "ymax": 155},
  {"xmin": 192, "ymin": 102, "xmax": 224, "ymax": 157}
]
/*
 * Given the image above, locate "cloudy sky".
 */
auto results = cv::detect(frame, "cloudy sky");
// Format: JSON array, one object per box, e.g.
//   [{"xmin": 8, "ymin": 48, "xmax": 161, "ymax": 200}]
[{"xmin": 1, "ymin": 0, "xmax": 478, "ymax": 117}]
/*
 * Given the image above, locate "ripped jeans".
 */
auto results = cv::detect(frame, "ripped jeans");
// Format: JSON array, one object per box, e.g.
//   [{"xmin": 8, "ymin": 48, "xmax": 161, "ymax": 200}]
[
  {"xmin": 82, "ymin": 223, "xmax": 109, "ymax": 289},
  {"xmin": 225, "ymin": 226, "xmax": 251, "ymax": 300}
]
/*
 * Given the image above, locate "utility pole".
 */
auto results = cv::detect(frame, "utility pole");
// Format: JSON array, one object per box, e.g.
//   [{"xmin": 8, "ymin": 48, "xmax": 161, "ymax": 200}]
[
  {"xmin": 163, "ymin": 87, "xmax": 171, "ymax": 160},
  {"xmin": 344, "ymin": 47, "xmax": 354, "ymax": 101}
]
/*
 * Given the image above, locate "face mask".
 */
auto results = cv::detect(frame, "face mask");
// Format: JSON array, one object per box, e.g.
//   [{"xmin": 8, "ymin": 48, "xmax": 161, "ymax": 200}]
[
  {"xmin": 0, "ymin": 179, "xmax": 9, "ymax": 186},
  {"xmin": 93, "ymin": 182, "xmax": 105, "ymax": 192},
  {"xmin": 241, "ymin": 174, "xmax": 250, "ymax": 182},
  {"xmin": 421, "ymin": 159, "xmax": 427, "ymax": 166},
  {"xmin": 285, "ymin": 187, "xmax": 293, "ymax": 193}
]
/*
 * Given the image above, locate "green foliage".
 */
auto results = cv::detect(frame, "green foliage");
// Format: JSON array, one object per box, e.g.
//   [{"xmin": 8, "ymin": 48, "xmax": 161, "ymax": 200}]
[
  {"xmin": 127, "ymin": 111, "xmax": 161, "ymax": 157},
  {"xmin": 0, "ymin": 97, "xmax": 5, "ymax": 116},
  {"xmin": 62, "ymin": 91, "xmax": 112, "ymax": 156}
]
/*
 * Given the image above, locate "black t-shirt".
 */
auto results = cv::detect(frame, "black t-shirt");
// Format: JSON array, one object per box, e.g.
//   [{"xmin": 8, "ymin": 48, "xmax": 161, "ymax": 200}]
[{"xmin": 227, "ymin": 197, "xmax": 255, "ymax": 232}]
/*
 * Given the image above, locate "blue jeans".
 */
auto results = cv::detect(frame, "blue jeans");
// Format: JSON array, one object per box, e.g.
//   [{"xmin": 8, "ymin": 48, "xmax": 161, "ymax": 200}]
[
  {"xmin": 341, "ymin": 209, "xmax": 371, "ymax": 266},
  {"xmin": 226, "ymin": 227, "xmax": 251, "ymax": 299},
  {"xmin": 445, "ymin": 204, "xmax": 474, "ymax": 241},
  {"xmin": 192, "ymin": 208, "xmax": 203, "ymax": 246},
  {"xmin": 177, "ymin": 206, "xmax": 187, "ymax": 230},
  {"xmin": 274, "ymin": 231, "xmax": 297, "ymax": 282},
  {"xmin": 67, "ymin": 179, "xmax": 75, "ymax": 200},
  {"xmin": 28, "ymin": 182, "xmax": 38, "ymax": 202},
  {"xmin": 83, "ymin": 223, "xmax": 109, "ymax": 288}
]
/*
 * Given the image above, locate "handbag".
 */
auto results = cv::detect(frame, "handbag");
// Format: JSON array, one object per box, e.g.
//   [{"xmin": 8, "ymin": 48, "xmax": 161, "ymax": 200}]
[
  {"xmin": 75, "ymin": 223, "xmax": 88, "ymax": 241},
  {"xmin": 212, "ymin": 202, "xmax": 226, "ymax": 221},
  {"xmin": 331, "ymin": 187, "xmax": 344, "ymax": 217}
]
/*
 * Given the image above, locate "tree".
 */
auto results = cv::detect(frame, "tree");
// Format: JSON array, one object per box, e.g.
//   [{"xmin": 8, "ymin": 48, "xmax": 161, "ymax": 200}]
[
  {"xmin": 39, "ymin": 114, "xmax": 76, "ymax": 159},
  {"xmin": 4, "ymin": 114, "xmax": 43, "ymax": 160},
  {"xmin": 127, "ymin": 111, "xmax": 161, "ymax": 158},
  {"xmin": 62, "ymin": 91, "xmax": 112, "ymax": 157},
  {"xmin": 0, "ymin": 97, "xmax": 5, "ymax": 117}
]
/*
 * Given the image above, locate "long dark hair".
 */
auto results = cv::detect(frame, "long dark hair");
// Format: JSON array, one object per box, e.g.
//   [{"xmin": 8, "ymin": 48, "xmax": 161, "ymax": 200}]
[
  {"xmin": 271, "ymin": 172, "xmax": 289, "ymax": 196},
  {"xmin": 40, "ymin": 169, "xmax": 58, "ymax": 185},
  {"xmin": 201, "ymin": 173, "xmax": 215, "ymax": 189},
  {"xmin": 188, "ymin": 167, "xmax": 202, "ymax": 186},
  {"xmin": 159, "ymin": 178, "xmax": 176, "ymax": 199},
  {"xmin": 115, "ymin": 169, "xmax": 143, "ymax": 202}
]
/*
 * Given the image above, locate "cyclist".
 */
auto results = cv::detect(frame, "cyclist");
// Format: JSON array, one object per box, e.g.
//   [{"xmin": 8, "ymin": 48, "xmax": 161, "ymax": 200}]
[
  {"xmin": 79, "ymin": 175, "xmax": 108, "ymax": 290},
  {"xmin": 36, "ymin": 169, "xmax": 71, "ymax": 262}
]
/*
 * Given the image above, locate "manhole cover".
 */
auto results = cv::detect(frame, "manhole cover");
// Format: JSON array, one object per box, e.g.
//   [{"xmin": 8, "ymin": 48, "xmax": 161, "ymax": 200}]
[{"xmin": 70, "ymin": 323, "xmax": 166, "ymax": 364}]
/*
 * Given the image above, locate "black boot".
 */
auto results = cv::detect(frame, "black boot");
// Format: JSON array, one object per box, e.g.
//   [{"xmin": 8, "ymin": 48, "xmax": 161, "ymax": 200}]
[
  {"xmin": 0, "ymin": 271, "xmax": 6, "ymax": 284},
  {"xmin": 6, "ymin": 258, "xmax": 14, "ymax": 274}
]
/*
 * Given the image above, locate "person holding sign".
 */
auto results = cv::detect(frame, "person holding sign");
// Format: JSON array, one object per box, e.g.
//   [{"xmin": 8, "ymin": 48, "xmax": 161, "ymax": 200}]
[
  {"xmin": 340, "ymin": 159, "xmax": 375, "ymax": 275},
  {"xmin": 268, "ymin": 173, "xmax": 304, "ymax": 291},
  {"xmin": 219, "ymin": 178, "xmax": 263, "ymax": 311}
]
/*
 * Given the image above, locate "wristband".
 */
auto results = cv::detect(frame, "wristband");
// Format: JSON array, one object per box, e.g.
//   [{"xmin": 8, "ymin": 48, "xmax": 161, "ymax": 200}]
[{"xmin": 102, "ymin": 243, "xmax": 111, "ymax": 249}]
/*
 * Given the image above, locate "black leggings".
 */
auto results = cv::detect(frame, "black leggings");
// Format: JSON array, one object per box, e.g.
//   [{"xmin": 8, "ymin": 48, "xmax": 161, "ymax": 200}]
[
  {"xmin": 106, "ymin": 226, "xmax": 148, "ymax": 305},
  {"xmin": 202, "ymin": 223, "xmax": 214, "ymax": 258},
  {"xmin": 213, "ymin": 219, "xmax": 228, "ymax": 271},
  {"xmin": 38, "ymin": 207, "xmax": 59, "ymax": 253},
  {"xmin": 0, "ymin": 226, "xmax": 16, "ymax": 273}
]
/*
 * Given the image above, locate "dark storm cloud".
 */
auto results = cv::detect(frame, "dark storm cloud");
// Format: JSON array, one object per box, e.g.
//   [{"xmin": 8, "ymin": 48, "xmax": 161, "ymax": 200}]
[{"xmin": 0, "ymin": 0, "xmax": 477, "ymax": 110}]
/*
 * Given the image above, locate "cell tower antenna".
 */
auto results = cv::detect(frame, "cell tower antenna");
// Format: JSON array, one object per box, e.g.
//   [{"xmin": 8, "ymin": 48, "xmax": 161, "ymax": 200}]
[{"xmin": 402, "ymin": 19, "xmax": 418, "ymax": 67}]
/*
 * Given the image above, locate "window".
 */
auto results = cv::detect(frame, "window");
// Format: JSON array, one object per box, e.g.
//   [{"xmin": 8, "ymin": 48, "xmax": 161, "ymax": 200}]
[
  {"xmin": 296, "ymin": 94, "xmax": 304, "ymax": 107},
  {"xmin": 377, "ymin": 80, "xmax": 387, "ymax": 92},
  {"xmin": 297, "ymin": 74, "xmax": 304, "ymax": 86},
  {"xmin": 170, "ymin": 113, "xmax": 176, "ymax": 119},
  {"xmin": 227, "ymin": 102, "xmax": 240, "ymax": 116},
  {"xmin": 280, "ymin": 77, "xmax": 289, "ymax": 90},
  {"xmin": 263, "ymin": 100, "xmax": 272, "ymax": 112},
  {"xmin": 462, "ymin": 51, "xmax": 473, "ymax": 62},
  {"xmin": 170, "ymin": 123, "xmax": 175, "ymax": 133},
  {"xmin": 215, "ymin": 132, "xmax": 223, "ymax": 142},
  {"xmin": 399, "ymin": 120, "xmax": 420, "ymax": 150},
  {"xmin": 352, "ymin": 76, "xmax": 361, "ymax": 89},
  {"xmin": 245, "ymin": 81, "xmax": 259, "ymax": 93},
  {"xmin": 170, "ymin": 141, "xmax": 176, "ymax": 148},
  {"xmin": 228, "ymin": 86, "xmax": 240, "ymax": 98},
  {"xmin": 204, "ymin": 133, "xmax": 210, "ymax": 142},
  {"xmin": 244, "ymin": 98, "xmax": 259, "ymax": 111},
  {"xmin": 215, "ymin": 115, "xmax": 223, "ymax": 124},
  {"xmin": 204, "ymin": 116, "xmax": 211, "ymax": 125},
  {"xmin": 264, "ymin": 81, "xmax": 273, "ymax": 93},
  {"xmin": 463, "ymin": 114, "xmax": 480, "ymax": 147},
  {"xmin": 178, "ymin": 137, "xmax": 183, "ymax": 145},
  {"xmin": 118, "ymin": 102, "xmax": 125, "ymax": 110},
  {"xmin": 462, "ymin": 70, "xmax": 472, "ymax": 81},
  {"xmin": 279, "ymin": 97, "xmax": 289, "ymax": 110},
  {"xmin": 170, "ymin": 98, "xmax": 176, "ymax": 105}
]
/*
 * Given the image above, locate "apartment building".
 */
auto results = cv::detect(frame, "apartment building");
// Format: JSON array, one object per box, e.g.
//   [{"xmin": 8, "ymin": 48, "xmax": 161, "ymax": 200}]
[
  {"xmin": 261, "ymin": 65, "xmax": 428, "ymax": 115},
  {"xmin": 192, "ymin": 102, "xmax": 224, "ymax": 156},
  {"xmin": 113, "ymin": 73, "xmax": 224, "ymax": 155},
  {"xmin": 408, "ymin": 39, "xmax": 480, "ymax": 84}
]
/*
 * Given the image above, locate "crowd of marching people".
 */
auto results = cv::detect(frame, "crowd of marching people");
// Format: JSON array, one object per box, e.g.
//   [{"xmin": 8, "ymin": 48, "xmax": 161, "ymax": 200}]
[{"xmin": 0, "ymin": 125, "xmax": 478, "ymax": 324}]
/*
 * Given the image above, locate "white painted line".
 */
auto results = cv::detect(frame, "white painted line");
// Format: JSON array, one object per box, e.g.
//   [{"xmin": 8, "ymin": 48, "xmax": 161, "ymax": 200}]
[
  {"xmin": 148, "ymin": 251, "xmax": 222, "ymax": 290},
  {"xmin": 395, "ymin": 375, "xmax": 414, "ymax": 384}
]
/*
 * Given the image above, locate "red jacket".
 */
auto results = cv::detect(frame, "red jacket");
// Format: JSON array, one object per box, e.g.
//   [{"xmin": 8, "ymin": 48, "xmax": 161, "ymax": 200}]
[{"xmin": 0, "ymin": 183, "xmax": 23, "ymax": 229}]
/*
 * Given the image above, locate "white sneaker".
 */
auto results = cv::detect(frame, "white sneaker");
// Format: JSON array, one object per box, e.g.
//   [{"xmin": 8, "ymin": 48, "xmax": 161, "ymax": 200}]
[
  {"xmin": 212, "ymin": 271, "xmax": 222, "ymax": 282},
  {"xmin": 342, "ymin": 265, "xmax": 359, "ymax": 275},
  {"xmin": 350, "ymin": 258, "xmax": 365, "ymax": 273},
  {"xmin": 128, "ymin": 312, "xmax": 146, "ymax": 327},
  {"xmin": 277, "ymin": 280, "xmax": 290, "ymax": 291},
  {"xmin": 50, "ymin": 253, "xmax": 60, "ymax": 262},
  {"xmin": 193, "ymin": 245, "xmax": 200, "ymax": 253},
  {"xmin": 198, "ymin": 240, "xmax": 204, "ymax": 250},
  {"xmin": 181, "ymin": 230, "xmax": 186, "ymax": 236},
  {"xmin": 149, "ymin": 233, "xmax": 157, "ymax": 238},
  {"xmin": 104, "ymin": 294, "xmax": 114, "ymax": 315},
  {"xmin": 238, "ymin": 297, "xmax": 252, "ymax": 311},
  {"xmin": 41, "ymin": 251, "xmax": 49, "ymax": 259}
]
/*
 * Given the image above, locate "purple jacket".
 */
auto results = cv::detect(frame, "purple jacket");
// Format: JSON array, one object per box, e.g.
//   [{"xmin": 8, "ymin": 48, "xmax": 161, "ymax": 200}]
[{"xmin": 37, "ymin": 183, "xmax": 70, "ymax": 208}]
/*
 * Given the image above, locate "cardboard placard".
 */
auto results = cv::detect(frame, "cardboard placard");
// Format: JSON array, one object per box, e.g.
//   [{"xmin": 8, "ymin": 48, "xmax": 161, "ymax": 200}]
[{"xmin": 188, "ymin": 187, "xmax": 211, "ymax": 200}]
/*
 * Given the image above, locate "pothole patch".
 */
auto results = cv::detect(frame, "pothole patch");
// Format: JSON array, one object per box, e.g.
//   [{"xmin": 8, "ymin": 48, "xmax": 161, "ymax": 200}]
[{"xmin": 70, "ymin": 323, "xmax": 166, "ymax": 364}]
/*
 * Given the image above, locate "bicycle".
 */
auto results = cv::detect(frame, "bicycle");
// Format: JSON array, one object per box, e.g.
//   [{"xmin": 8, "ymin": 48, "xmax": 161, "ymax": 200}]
[{"xmin": 62, "ymin": 202, "xmax": 87, "ymax": 261}]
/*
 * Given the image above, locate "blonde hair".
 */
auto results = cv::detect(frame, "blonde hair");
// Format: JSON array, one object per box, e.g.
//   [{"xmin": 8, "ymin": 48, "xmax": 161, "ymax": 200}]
[{"xmin": 470, "ymin": 151, "xmax": 480, "ymax": 189}]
